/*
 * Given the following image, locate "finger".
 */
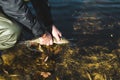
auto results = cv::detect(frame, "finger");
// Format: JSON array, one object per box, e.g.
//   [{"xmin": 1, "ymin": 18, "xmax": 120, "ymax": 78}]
[
  {"xmin": 49, "ymin": 39, "xmax": 53, "ymax": 45},
  {"xmin": 46, "ymin": 43, "xmax": 49, "ymax": 46},
  {"xmin": 39, "ymin": 38, "xmax": 44, "ymax": 45},
  {"xmin": 59, "ymin": 33, "xmax": 62, "ymax": 37},
  {"xmin": 58, "ymin": 33, "xmax": 62, "ymax": 38},
  {"xmin": 47, "ymin": 41, "xmax": 52, "ymax": 46},
  {"xmin": 55, "ymin": 35, "xmax": 60, "ymax": 41}
]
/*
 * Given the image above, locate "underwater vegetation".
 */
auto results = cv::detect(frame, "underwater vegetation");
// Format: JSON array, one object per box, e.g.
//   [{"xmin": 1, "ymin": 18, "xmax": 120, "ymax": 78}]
[
  {"xmin": 0, "ymin": 0, "xmax": 120, "ymax": 80},
  {"xmin": 0, "ymin": 33, "xmax": 120, "ymax": 80}
]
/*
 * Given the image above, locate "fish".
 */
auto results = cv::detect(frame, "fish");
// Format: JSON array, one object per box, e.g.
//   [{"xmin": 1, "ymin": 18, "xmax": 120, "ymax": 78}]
[
  {"xmin": 20, "ymin": 37, "xmax": 69, "ymax": 52},
  {"xmin": 29, "ymin": 37, "xmax": 69, "ymax": 45}
]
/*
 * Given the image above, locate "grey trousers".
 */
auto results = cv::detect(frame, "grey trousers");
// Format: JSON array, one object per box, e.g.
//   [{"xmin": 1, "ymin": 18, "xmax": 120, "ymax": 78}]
[{"xmin": 0, "ymin": 13, "xmax": 21, "ymax": 50}]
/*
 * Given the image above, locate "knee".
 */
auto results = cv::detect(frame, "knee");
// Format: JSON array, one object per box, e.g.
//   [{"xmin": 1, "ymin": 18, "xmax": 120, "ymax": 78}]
[{"xmin": 0, "ymin": 17, "xmax": 21, "ymax": 50}]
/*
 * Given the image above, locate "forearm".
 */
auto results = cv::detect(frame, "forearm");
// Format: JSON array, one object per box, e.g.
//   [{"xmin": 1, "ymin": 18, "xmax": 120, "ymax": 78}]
[
  {"xmin": 0, "ymin": 0, "xmax": 46, "ymax": 38},
  {"xmin": 30, "ymin": 0, "xmax": 53, "ymax": 27}
]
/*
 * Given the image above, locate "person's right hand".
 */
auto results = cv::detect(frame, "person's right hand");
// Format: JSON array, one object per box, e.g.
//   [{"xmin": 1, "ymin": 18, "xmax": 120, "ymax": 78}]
[
  {"xmin": 52, "ymin": 25, "xmax": 62, "ymax": 42},
  {"xmin": 39, "ymin": 32, "xmax": 53, "ymax": 46}
]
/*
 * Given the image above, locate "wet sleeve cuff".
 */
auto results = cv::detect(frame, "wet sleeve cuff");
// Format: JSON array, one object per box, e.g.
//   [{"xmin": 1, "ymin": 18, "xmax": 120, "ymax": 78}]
[{"xmin": 32, "ymin": 20, "xmax": 46, "ymax": 38}]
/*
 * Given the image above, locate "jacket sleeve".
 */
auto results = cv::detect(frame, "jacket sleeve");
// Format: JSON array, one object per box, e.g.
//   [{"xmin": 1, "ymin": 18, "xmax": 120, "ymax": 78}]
[
  {"xmin": 0, "ymin": 0, "xmax": 46, "ymax": 38},
  {"xmin": 30, "ymin": 0, "xmax": 53, "ymax": 33}
]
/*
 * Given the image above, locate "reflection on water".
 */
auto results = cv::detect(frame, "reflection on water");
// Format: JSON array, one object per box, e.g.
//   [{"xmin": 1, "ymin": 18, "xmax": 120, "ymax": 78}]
[{"xmin": 49, "ymin": 0, "xmax": 120, "ymax": 39}]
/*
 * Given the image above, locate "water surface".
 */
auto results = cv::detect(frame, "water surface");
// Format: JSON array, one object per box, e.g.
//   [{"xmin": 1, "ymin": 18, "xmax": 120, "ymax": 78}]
[{"xmin": 49, "ymin": 0, "xmax": 120, "ymax": 39}]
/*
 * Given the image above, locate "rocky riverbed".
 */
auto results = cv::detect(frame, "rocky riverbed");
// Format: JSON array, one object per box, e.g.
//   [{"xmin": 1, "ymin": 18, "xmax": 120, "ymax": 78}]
[{"xmin": 0, "ymin": 33, "xmax": 120, "ymax": 80}]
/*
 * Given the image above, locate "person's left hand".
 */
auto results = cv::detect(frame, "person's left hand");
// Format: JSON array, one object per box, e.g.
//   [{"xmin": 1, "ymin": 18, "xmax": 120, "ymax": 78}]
[{"xmin": 52, "ymin": 25, "xmax": 62, "ymax": 41}]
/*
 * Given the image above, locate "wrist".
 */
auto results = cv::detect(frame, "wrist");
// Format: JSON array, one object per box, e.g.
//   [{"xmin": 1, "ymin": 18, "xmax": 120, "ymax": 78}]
[
  {"xmin": 41, "ymin": 33, "xmax": 47, "ymax": 38},
  {"xmin": 41, "ymin": 31, "xmax": 50, "ymax": 38}
]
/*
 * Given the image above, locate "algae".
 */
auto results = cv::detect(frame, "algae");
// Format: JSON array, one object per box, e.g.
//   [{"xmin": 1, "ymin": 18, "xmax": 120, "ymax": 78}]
[{"xmin": 0, "ymin": 35, "xmax": 120, "ymax": 80}]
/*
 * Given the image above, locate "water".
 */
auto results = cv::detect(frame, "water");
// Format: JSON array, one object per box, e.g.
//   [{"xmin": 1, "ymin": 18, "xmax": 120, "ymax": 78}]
[
  {"xmin": 49, "ymin": 0, "xmax": 120, "ymax": 39},
  {"xmin": 1, "ymin": 1, "xmax": 120, "ymax": 80}
]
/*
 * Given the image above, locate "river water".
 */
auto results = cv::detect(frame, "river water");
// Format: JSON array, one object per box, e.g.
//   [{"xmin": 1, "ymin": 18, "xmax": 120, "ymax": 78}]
[
  {"xmin": 49, "ymin": 0, "xmax": 120, "ymax": 39},
  {"xmin": 1, "ymin": 1, "xmax": 120, "ymax": 80}
]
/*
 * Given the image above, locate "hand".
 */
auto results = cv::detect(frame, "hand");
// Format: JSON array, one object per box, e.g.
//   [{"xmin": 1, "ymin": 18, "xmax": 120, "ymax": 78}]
[
  {"xmin": 39, "ymin": 32, "xmax": 53, "ymax": 46},
  {"xmin": 52, "ymin": 25, "xmax": 62, "ymax": 41}
]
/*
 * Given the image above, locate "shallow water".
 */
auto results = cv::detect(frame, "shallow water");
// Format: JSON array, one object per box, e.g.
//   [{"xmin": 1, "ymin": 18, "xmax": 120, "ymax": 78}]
[
  {"xmin": 1, "ymin": 39, "xmax": 120, "ymax": 80},
  {"xmin": 0, "ymin": 1, "xmax": 120, "ymax": 80}
]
